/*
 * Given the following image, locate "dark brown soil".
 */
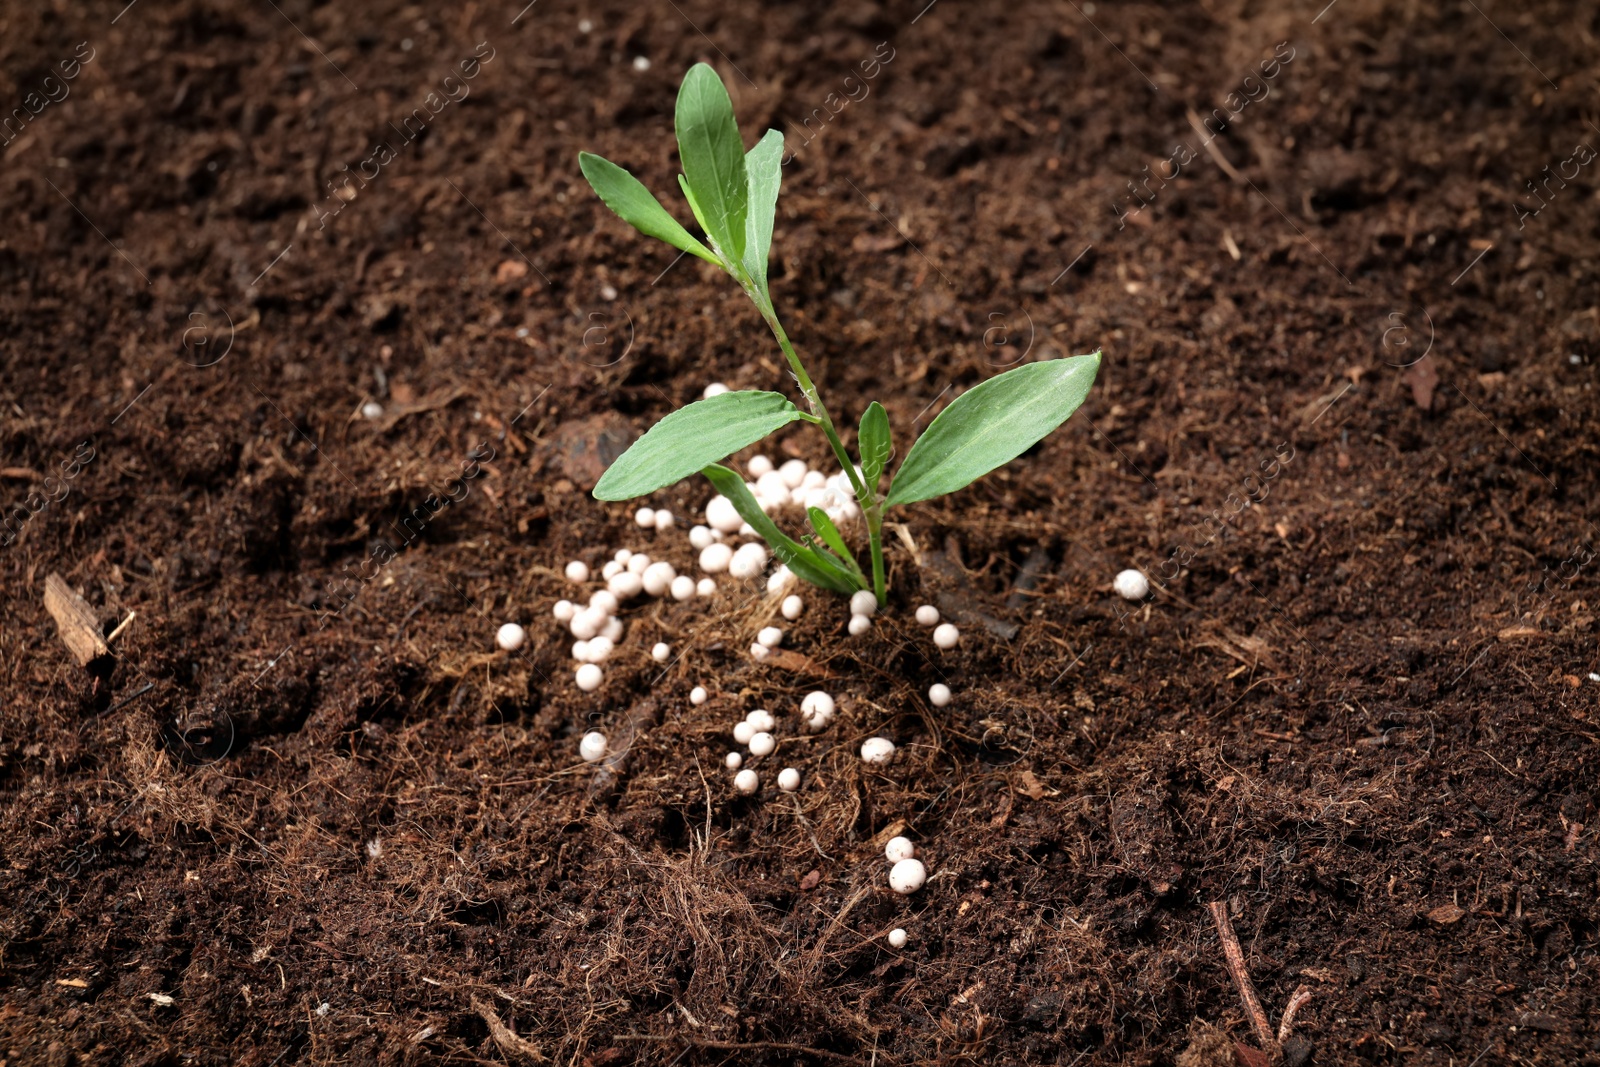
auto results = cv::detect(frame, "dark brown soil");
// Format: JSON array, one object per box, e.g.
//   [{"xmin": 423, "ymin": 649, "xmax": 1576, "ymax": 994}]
[{"xmin": 3, "ymin": 0, "xmax": 1598, "ymax": 1063}]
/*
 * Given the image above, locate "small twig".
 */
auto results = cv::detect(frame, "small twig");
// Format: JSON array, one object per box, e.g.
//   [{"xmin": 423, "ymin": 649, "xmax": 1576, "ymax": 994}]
[
  {"xmin": 1209, "ymin": 901, "xmax": 1282, "ymax": 1063},
  {"xmin": 105, "ymin": 682, "xmax": 155, "ymax": 715},
  {"xmin": 1186, "ymin": 108, "xmax": 1244, "ymax": 182},
  {"xmin": 1277, "ymin": 985, "xmax": 1312, "ymax": 1043},
  {"xmin": 470, "ymin": 995, "xmax": 545, "ymax": 1063},
  {"xmin": 106, "ymin": 610, "xmax": 137, "ymax": 645}
]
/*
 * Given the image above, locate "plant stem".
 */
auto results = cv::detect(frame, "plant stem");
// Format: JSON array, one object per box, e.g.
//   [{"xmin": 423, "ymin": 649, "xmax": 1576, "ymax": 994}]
[
  {"xmin": 865, "ymin": 505, "xmax": 887, "ymax": 605},
  {"xmin": 753, "ymin": 298, "xmax": 885, "ymax": 603}
]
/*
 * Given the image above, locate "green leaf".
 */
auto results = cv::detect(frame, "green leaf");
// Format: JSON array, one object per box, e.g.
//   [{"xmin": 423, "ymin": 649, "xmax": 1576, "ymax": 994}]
[
  {"xmin": 675, "ymin": 63, "xmax": 748, "ymax": 264},
  {"xmin": 806, "ymin": 507, "xmax": 862, "ymax": 578},
  {"xmin": 858, "ymin": 401, "xmax": 891, "ymax": 495},
  {"xmin": 702, "ymin": 465, "xmax": 864, "ymax": 594},
  {"xmin": 578, "ymin": 152, "xmax": 719, "ymax": 265},
  {"xmin": 594, "ymin": 391, "xmax": 804, "ymax": 501},
  {"xmin": 742, "ymin": 129, "xmax": 784, "ymax": 300},
  {"xmin": 677, "ymin": 174, "xmax": 711, "ymax": 239},
  {"xmin": 886, "ymin": 353, "xmax": 1101, "ymax": 507}
]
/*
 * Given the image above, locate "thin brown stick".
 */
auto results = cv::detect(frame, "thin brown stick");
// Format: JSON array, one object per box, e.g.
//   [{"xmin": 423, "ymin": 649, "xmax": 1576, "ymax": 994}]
[
  {"xmin": 1186, "ymin": 109, "xmax": 1245, "ymax": 182},
  {"xmin": 1209, "ymin": 901, "xmax": 1282, "ymax": 1063},
  {"xmin": 1277, "ymin": 985, "xmax": 1312, "ymax": 1043},
  {"xmin": 470, "ymin": 995, "xmax": 545, "ymax": 1063}
]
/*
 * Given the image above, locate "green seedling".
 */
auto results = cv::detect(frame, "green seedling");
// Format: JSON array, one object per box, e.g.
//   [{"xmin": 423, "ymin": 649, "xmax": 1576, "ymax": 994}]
[{"xmin": 579, "ymin": 63, "xmax": 1100, "ymax": 605}]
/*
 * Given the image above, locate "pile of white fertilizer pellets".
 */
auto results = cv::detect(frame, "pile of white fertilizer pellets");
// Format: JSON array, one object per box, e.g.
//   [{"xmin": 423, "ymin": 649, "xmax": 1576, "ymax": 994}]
[{"xmin": 507, "ymin": 451, "xmax": 965, "ymax": 695}]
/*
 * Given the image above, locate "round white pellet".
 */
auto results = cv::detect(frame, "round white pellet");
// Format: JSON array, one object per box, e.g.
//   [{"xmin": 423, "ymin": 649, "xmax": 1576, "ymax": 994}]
[
  {"xmin": 728, "ymin": 548, "xmax": 764, "ymax": 580},
  {"xmin": 627, "ymin": 553, "xmax": 651, "ymax": 574},
  {"xmin": 634, "ymin": 507, "xmax": 656, "ymax": 528},
  {"xmin": 750, "ymin": 642, "xmax": 770, "ymax": 662},
  {"xmin": 885, "ymin": 836, "xmax": 915, "ymax": 863},
  {"xmin": 569, "ymin": 607, "xmax": 605, "ymax": 640},
  {"xmin": 586, "ymin": 636, "xmax": 614, "ymax": 662},
  {"xmin": 552, "ymin": 599, "xmax": 576, "ymax": 622},
  {"xmin": 748, "ymin": 731, "xmax": 776, "ymax": 757},
  {"xmin": 734, "ymin": 722, "xmax": 757, "ymax": 749},
  {"xmin": 725, "ymin": 751, "xmax": 743, "ymax": 770},
  {"xmin": 777, "ymin": 767, "xmax": 801, "ymax": 792},
  {"xmin": 746, "ymin": 709, "xmax": 775, "ymax": 732},
  {"xmin": 1114, "ymin": 568, "xmax": 1150, "ymax": 601},
  {"xmin": 631, "ymin": 54, "xmax": 651, "ymax": 71},
  {"xmin": 801, "ymin": 691, "xmax": 835, "ymax": 717},
  {"xmin": 565, "ymin": 560, "xmax": 590, "ymax": 582},
  {"xmin": 803, "ymin": 487, "xmax": 834, "ymax": 510},
  {"xmin": 779, "ymin": 458, "xmax": 808, "ymax": 489},
  {"xmin": 767, "ymin": 567, "xmax": 795, "ymax": 593},
  {"xmin": 608, "ymin": 571, "xmax": 643, "ymax": 599},
  {"xmin": 757, "ymin": 626, "xmax": 783, "ymax": 648},
  {"xmin": 602, "ymin": 559, "xmax": 624, "ymax": 580},
  {"xmin": 915, "ymin": 604, "xmax": 940, "ymax": 627},
  {"xmin": 887, "ymin": 928, "xmax": 908, "ymax": 949},
  {"xmin": 788, "ymin": 488, "xmax": 807, "ymax": 507},
  {"xmin": 781, "ymin": 595, "xmax": 804, "ymax": 620},
  {"xmin": 579, "ymin": 731, "xmax": 608, "ymax": 762},
  {"xmin": 860, "ymin": 737, "xmax": 896, "ymax": 765},
  {"xmin": 801, "ymin": 469, "xmax": 826, "ymax": 490},
  {"xmin": 642, "ymin": 562, "xmax": 675, "ymax": 597},
  {"xmin": 361, "ymin": 400, "xmax": 384, "ymax": 419},
  {"xmin": 848, "ymin": 613, "xmax": 871, "ymax": 636},
  {"xmin": 572, "ymin": 640, "xmax": 592, "ymax": 662},
  {"xmin": 696, "ymin": 578, "xmax": 718, "ymax": 597},
  {"xmin": 589, "ymin": 590, "xmax": 620, "ymax": 614},
  {"xmin": 689, "ymin": 525, "xmax": 715, "ymax": 550},
  {"xmin": 699, "ymin": 542, "xmax": 733, "ymax": 574},
  {"xmin": 690, "ymin": 686, "xmax": 708, "ymax": 705},
  {"xmin": 888, "ymin": 858, "xmax": 926, "ymax": 895},
  {"xmin": 601, "ymin": 617, "xmax": 623, "ymax": 642},
  {"xmin": 933, "ymin": 623, "xmax": 960, "ymax": 650},
  {"xmin": 703, "ymin": 382, "xmax": 729, "ymax": 398},
  {"xmin": 651, "ymin": 641, "xmax": 671, "ymax": 663},
  {"xmin": 615, "ymin": 548, "xmax": 633, "ymax": 563},
  {"xmin": 654, "ymin": 509, "xmax": 675, "ymax": 531},
  {"xmin": 748, "ymin": 454, "xmax": 773, "ymax": 477},
  {"xmin": 705, "ymin": 495, "xmax": 743, "ymax": 533},
  {"xmin": 670, "ymin": 575, "xmax": 696, "ymax": 601},
  {"xmin": 928, "ymin": 684, "xmax": 952, "ymax": 707},
  {"xmin": 575, "ymin": 663, "xmax": 603, "ymax": 691},
  {"xmin": 850, "ymin": 589, "xmax": 879, "ymax": 617},
  {"xmin": 734, "ymin": 768, "xmax": 759, "ymax": 794},
  {"xmin": 755, "ymin": 470, "xmax": 789, "ymax": 503},
  {"xmin": 495, "ymin": 623, "xmax": 525, "ymax": 651}
]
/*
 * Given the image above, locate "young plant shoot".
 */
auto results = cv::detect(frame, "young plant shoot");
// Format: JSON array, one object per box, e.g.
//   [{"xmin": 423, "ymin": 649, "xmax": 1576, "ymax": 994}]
[{"xmin": 579, "ymin": 63, "xmax": 1100, "ymax": 605}]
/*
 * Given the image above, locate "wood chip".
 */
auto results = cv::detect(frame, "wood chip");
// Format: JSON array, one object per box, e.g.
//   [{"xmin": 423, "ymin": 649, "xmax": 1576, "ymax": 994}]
[
  {"xmin": 1018, "ymin": 769, "xmax": 1055, "ymax": 800},
  {"xmin": 1427, "ymin": 903, "xmax": 1466, "ymax": 925},
  {"xmin": 1403, "ymin": 354, "xmax": 1439, "ymax": 411},
  {"xmin": 761, "ymin": 648, "xmax": 837, "ymax": 677},
  {"xmin": 1497, "ymin": 625, "xmax": 1542, "ymax": 641},
  {"xmin": 43, "ymin": 573, "xmax": 110, "ymax": 667}
]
